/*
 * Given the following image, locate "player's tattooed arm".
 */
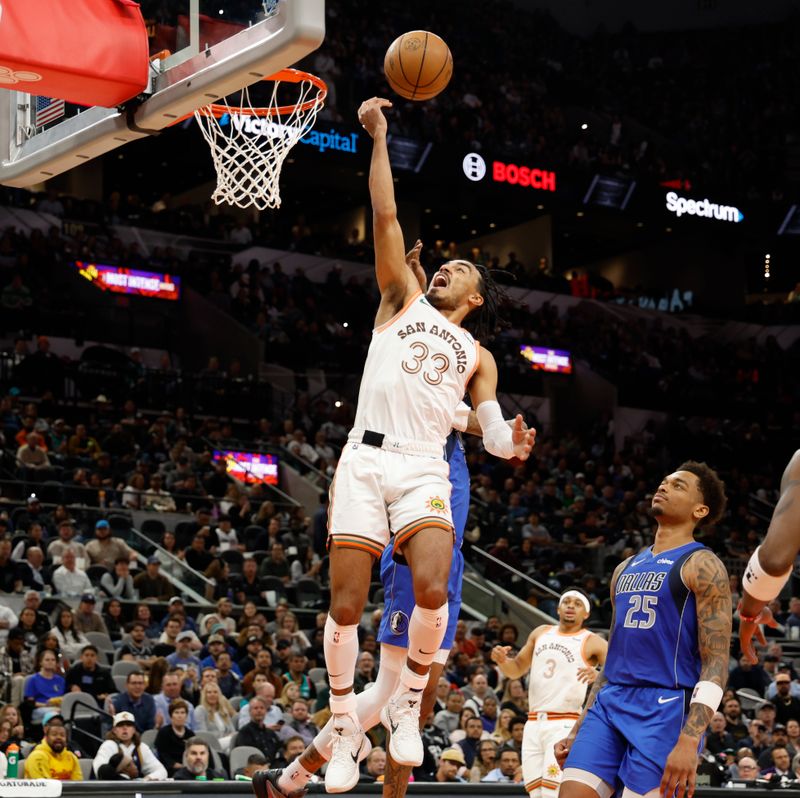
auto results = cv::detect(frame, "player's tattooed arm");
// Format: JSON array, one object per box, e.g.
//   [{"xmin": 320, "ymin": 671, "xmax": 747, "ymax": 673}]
[
  {"xmin": 382, "ymin": 755, "xmax": 412, "ymax": 798},
  {"xmin": 683, "ymin": 550, "xmax": 732, "ymax": 738}
]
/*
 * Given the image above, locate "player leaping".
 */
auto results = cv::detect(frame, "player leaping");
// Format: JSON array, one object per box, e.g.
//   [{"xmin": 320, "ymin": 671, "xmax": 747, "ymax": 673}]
[
  {"xmin": 555, "ymin": 462, "xmax": 731, "ymax": 798},
  {"xmin": 309, "ymin": 96, "xmax": 533, "ymax": 794},
  {"xmin": 738, "ymin": 450, "xmax": 800, "ymax": 663}
]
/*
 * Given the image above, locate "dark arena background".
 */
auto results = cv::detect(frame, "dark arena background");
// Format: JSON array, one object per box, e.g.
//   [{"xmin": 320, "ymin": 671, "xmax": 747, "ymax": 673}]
[{"xmin": 0, "ymin": 0, "xmax": 800, "ymax": 794}]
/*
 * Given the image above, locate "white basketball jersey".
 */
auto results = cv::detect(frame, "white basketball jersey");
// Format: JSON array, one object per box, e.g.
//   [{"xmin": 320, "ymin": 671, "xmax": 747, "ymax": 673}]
[
  {"xmin": 353, "ymin": 292, "xmax": 480, "ymax": 447},
  {"xmin": 528, "ymin": 626, "xmax": 593, "ymax": 713}
]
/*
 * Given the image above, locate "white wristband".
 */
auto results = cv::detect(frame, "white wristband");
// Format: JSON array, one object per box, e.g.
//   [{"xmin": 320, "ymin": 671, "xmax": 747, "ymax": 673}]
[
  {"xmin": 453, "ymin": 401, "xmax": 470, "ymax": 433},
  {"xmin": 691, "ymin": 680, "xmax": 724, "ymax": 711},
  {"xmin": 476, "ymin": 400, "xmax": 514, "ymax": 460},
  {"xmin": 742, "ymin": 546, "xmax": 792, "ymax": 602}
]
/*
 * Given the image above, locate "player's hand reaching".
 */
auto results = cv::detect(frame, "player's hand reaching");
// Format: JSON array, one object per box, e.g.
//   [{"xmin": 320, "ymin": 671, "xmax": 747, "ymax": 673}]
[
  {"xmin": 660, "ymin": 734, "xmax": 699, "ymax": 798},
  {"xmin": 554, "ymin": 738, "xmax": 572, "ymax": 769},
  {"xmin": 511, "ymin": 415, "xmax": 536, "ymax": 461},
  {"xmin": 576, "ymin": 665, "xmax": 599, "ymax": 684},
  {"xmin": 405, "ymin": 239, "xmax": 426, "ymax": 292},
  {"xmin": 357, "ymin": 97, "xmax": 392, "ymax": 138},
  {"xmin": 490, "ymin": 645, "xmax": 512, "ymax": 665},
  {"xmin": 739, "ymin": 603, "xmax": 776, "ymax": 665}
]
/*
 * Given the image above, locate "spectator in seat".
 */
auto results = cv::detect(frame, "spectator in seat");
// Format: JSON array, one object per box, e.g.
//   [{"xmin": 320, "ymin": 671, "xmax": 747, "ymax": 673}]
[
  {"xmin": 110, "ymin": 671, "xmax": 156, "ymax": 733},
  {"xmin": 155, "ymin": 699, "xmax": 194, "ymax": 776},
  {"xmin": 706, "ymin": 711, "xmax": 737, "ymax": 755},
  {"xmin": 238, "ymin": 679, "xmax": 283, "ymax": 729},
  {"xmin": 86, "ymin": 519, "xmax": 135, "ymax": 570},
  {"xmin": 435, "ymin": 690, "xmax": 466, "ymax": 735},
  {"xmin": 167, "ymin": 631, "xmax": 201, "ymax": 669},
  {"xmin": 353, "ymin": 651, "xmax": 376, "ymax": 694},
  {"xmin": 430, "ymin": 747, "xmax": 468, "ymax": 783},
  {"xmin": 65, "ymin": 644, "xmax": 114, "ymax": 705},
  {"xmin": 142, "ymin": 475, "xmax": 177, "ymax": 512},
  {"xmin": 0, "ymin": 627, "xmax": 34, "ymax": 705},
  {"xmin": 0, "ymin": 539, "xmax": 22, "ymax": 593},
  {"xmin": 74, "ymin": 592, "xmax": 109, "ymax": 636},
  {"xmin": 173, "ymin": 737, "xmax": 227, "ymax": 780},
  {"xmin": 481, "ymin": 747, "xmax": 522, "ymax": 783},
  {"xmin": 733, "ymin": 756, "xmax": 760, "ymax": 783},
  {"xmin": 185, "ymin": 533, "xmax": 214, "ymax": 573},
  {"xmin": 235, "ymin": 695, "xmax": 281, "ymax": 761},
  {"xmin": 17, "ymin": 431, "xmax": 50, "ymax": 470},
  {"xmin": 67, "ymin": 423, "xmax": 100, "ymax": 461},
  {"xmin": 23, "ymin": 713, "xmax": 81, "ymax": 780},
  {"xmin": 762, "ymin": 745, "xmax": 793, "ymax": 779},
  {"xmin": 50, "ymin": 606, "xmax": 90, "ymax": 660},
  {"xmin": 155, "ymin": 669, "xmax": 196, "ymax": 728},
  {"xmin": 278, "ymin": 699, "xmax": 318, "ymax": 746},
  {"xmin": 359, "ymin": 747, "xmax": 387, "ymax": 783},
  {"xmin": 19, "ymin": 547, "xmax": 49, "ymax": 592},
  {"xmin": 194, "ymin": 681, "xmax": 237, "ymax": 741},
  {"xmin": 723, "ymin": 697, "xmax": 750, "ymax": 742},
  {"xmin": 134, "ymin": 555, "xmax": 174, "ymax": 600},
  {"xmin": 52, "ymin": 549, "xmax": 92, "ymax": 598},
  {"xmin": 758, "ymin": 724, "xmax": 796, "ymax": 769},
  {"xmin": 93, "ymin": 711, "xmax": 167, "ymax": 780},
  {"xmin": 773, "ymin": 674, "xmax": 800, "ymax": 726},
  {"xmin": 100, "ymin": 557, "xmax": 137, "ymax": 600},
  {"xmin": 117, "ymin": 621, "xmax": 157, "ymax": 669},
  {"xmin": 25, "ymin": 649, "xmax": 66, "ymax": 724},
  {"xmin": 235, "ymin": 558, "xmax": 264, "ymax": 604},
  {"xmin": 47, "ymin": 521, "xmax": 87, "ymax": 567}
]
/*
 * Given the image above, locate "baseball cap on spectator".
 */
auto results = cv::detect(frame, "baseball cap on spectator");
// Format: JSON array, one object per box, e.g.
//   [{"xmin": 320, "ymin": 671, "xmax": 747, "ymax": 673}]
[
  {"xmin": 95, "ymin": 519, "xmax": 110, "ymax": 529},
  {"xmin": 276, "ymin": 640, "xmax": 292, "ymax": 650},
  {"xmin": 58, "ymin": 518, "xmax": 74, "ymax": 529},
  {"xmin": 169, "ymin": 596, "xmax": 184, "ymax": 606},
  {"xmin": 27, "ymin": 493, "xmax": 39, "ymax": 505},
  {"xmin": 8, "ymin": 627, "xmax": 25, "ymax": 641},
  {"xmin": 80, "ymin": 593, "xmax": 96, "ymax": 603},
  {"xmin": 246, "ymin": 635, "xmax": 262, "ymax": 645},
  {"xmin": 176, "ymin": 631, "xmax": 193, "ymax": 642},
  {"xmin": 113, "ymin": 712, "xmax": 136, "ymax": 726},
  {"xmin": 147, "ymin": 555, "xmax": 160, "ymax": 565},
  {"xmin": 440, "ymin": 748, "xmax": 466, "ymax": 765},
  {"xmin": 43, "ymin": 710, "xmax": 64, "ymax": 726},
  {"xmin": 208, "ymin": 634, "xmax": 225, "ymax": 645}
]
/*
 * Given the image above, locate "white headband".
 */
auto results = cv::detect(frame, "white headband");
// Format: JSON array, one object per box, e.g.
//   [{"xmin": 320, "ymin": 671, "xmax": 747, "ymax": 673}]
[{"xmin": 559, "ymin": 590, "xmax": 590, "ymax": 613}]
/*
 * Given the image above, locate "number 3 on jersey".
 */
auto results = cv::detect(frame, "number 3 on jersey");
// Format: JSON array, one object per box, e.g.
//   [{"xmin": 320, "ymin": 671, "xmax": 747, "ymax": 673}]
[
  {"xmin": 401, "ymin": 341, "xmax": 450, "ymax": 385},
  {"xmin": 623, "ymin": 595, "xmax": 658, "ymax": 629}
]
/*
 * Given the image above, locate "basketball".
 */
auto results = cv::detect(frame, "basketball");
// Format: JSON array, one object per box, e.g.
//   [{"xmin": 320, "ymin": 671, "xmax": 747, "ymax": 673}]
[{"xmin": 383, "ymin": 31, "xmax": 453, "ymax": 101}]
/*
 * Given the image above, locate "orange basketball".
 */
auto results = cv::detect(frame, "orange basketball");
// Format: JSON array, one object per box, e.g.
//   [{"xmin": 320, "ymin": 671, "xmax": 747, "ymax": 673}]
[{"xmin": 384, "ymin": 31, "xmax": 453, "ymax": 101}]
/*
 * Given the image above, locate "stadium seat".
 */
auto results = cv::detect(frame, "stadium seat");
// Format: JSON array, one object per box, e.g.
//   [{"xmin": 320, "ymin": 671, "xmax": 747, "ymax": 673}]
[
  {"xmin": 221, "ymin": 549, "xmax": 244, "ymax": 574},
  {"xmin": 111, "ymin": 660, "xmax": 140, "ymax": 678},
  {"xmin": 295, "ymin": 577, "xmax": 322, "ymax": 608},
  {"xmin": 243, "ymin": 525, "xmax": 268, "ymax": 551},
  {"xmin": 141, "ymin": 728, "xmax": 158, "ymax": 748},
  {"xmin": 140, "ymin": 518, "xmax": 166, "ymax": 543}
]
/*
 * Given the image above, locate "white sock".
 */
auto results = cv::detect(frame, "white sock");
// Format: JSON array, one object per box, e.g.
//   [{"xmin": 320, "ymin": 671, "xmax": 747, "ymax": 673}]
[
  {"xmin": 278, "ymin": 760, "xmax": 313, "ymax": 793},
  {"xmin": 323, "ymin": 615, "xmax": 359, "ymax": 692},
  {"xmin": 406, "ymin": 603, "xmax": 448, "ymax": 669}
]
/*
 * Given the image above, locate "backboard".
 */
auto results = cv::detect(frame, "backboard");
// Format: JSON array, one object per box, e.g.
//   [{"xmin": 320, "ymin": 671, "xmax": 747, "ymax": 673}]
[{"xmin": 0, "ymin": 0, "xmax": 325, "ymax": 188}]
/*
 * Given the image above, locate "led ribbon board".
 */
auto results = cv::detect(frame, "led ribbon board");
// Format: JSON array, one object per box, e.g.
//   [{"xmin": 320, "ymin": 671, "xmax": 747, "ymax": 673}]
[
  {"xmin": 520, "ymin": 345, "xmax": 573, "ymax": 374},
  {"xmin": 213, "ymin": 450, "xmax": 279, "ymax": 485},
  {"xmin": 75, "ymin": 262, "xmax": 180, "ymax": 300}
]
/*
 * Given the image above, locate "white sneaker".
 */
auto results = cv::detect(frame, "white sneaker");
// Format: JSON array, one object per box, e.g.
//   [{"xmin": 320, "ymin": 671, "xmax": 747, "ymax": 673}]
[
  {"xmin": 381, "ymin": 691, "xmax": 424, "ymax": 767},
  {"xmin": 324, "ymin": 712, "xmax": 368, "ymax": 793}
]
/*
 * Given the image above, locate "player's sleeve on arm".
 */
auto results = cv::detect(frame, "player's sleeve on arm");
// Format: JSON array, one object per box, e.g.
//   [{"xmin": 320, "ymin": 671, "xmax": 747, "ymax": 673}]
[{"xmin": 468, "ymin": 351, "xmax": 514, "ymax": 457}]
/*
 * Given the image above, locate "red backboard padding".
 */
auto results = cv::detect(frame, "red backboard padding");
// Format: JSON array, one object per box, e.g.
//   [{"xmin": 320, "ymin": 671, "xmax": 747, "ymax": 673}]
[{"xmin": 0, "ymin": 0, "xmax": 148, "ymax": 108}]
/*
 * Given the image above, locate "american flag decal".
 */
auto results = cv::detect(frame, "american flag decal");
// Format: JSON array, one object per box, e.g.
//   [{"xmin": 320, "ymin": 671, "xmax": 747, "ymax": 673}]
[{"xmin": 34, "ymin": 96, "xmax": 65, "ymax": 127}]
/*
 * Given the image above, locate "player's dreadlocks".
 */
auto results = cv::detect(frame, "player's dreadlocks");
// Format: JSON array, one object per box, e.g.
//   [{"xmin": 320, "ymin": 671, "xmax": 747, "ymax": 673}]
[{"xmin": 464, "ymin": 263, "xmax": 512, "ymax": 341}]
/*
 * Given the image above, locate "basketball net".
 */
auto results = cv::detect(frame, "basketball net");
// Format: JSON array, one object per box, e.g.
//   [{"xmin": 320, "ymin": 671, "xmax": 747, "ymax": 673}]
[{"xmin": 194, "ymin": 69, "xmax": 327, "ymax": 211}]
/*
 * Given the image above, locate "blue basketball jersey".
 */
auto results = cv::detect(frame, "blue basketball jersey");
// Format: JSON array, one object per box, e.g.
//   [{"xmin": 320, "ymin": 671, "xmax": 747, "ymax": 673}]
[
  {"xmin": 603, "ymin": 541, "xmax": 704, "ymax": 690},
  {"xmin": 377, "ymin": 430, "xmax": 469, "ymax": 649}
]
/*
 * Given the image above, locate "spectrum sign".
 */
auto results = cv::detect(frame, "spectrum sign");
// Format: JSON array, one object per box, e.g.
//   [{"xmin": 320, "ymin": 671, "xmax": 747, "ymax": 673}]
[
  {"xmin": 520, "ymin": 345, "xmax": 573, "ymax": 374},
  {"xmin": 463, "ymin": 153, "xmax": 556, "ymax": 191},
  {"xmin": 75, "ymin": 262, "xmax": 180, "ymax": 300},
  {"xmin": 665, "ymin": 191, "xmax": 744, "ymax": 223}
]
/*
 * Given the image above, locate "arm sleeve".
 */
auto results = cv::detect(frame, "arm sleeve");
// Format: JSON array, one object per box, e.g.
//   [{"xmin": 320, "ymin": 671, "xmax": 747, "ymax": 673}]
[{"xmin": 475, "ymin": 401, "xmax": 515, "ymax": 459}]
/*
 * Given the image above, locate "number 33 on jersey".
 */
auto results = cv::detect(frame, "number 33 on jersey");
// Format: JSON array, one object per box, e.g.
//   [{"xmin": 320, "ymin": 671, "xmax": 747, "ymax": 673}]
[{"xmin": 353, "ymin": 292, "xmax": 480, "ymax": 448}]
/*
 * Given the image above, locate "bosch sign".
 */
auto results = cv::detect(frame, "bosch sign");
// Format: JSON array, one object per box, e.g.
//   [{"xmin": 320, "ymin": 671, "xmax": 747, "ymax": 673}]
[
  {"xmin": 462, "ymin": 152, "xmax": 556, "ymax": 191},
  {"xmin": 665, "ymin": 191, "xmax": 744, "ymax": 223}
]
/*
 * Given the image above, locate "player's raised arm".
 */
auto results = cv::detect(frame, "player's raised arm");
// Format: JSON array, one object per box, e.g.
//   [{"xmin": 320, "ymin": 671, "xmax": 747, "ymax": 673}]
[
  {"xmin": 358, "ymin": 97, "xmax": 417, "ymax": 304},
  {"xmin": 467, "ymin": 349, "xmax": 535, "ymax": 461},
  {"xmin": 739, "ymin": 450, "xmax": 800, "ymax": 661},
  {"xmin": 491, "ymin": 627, "xmax": 543, "ymax": 679},
  {"xmin": 660, "ymin": 550, "xmax": 731, "ymax": 798}
]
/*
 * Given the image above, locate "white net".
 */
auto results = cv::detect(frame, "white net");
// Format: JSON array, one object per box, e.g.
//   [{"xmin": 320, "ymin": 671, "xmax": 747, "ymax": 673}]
[{"xmin": 194, "ymin": 72, "xmax": 326, "ymax": 210}]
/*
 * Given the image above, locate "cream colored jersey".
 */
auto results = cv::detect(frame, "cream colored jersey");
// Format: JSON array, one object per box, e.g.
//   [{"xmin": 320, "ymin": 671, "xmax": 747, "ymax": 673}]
[
  {"xmin": 353, "ymin": 291, "xmax": 480, "ymax": 447},
  {"xmin": 529, "ymin": 625, "xmax": 593, "ymax": 713}
]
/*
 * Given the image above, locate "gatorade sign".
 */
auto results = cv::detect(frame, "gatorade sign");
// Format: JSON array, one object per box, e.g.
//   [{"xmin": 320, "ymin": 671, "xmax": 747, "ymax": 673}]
[
  {"xmin": 462, "ymin": 152, "xmax": 556, "ymax": 191},
  {"xmin": 665, "ymin": 191, "xmax": 744, "ymax": 223},
  {"xmin": 0, "ymin": 782, "xmax": 62, "ymax": 797}
]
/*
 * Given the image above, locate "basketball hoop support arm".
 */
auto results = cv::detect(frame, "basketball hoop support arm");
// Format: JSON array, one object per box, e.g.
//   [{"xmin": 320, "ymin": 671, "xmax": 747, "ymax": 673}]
[{"xmin": 0, "ymin": 0, "xmax": 324, "ymax": 188}]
